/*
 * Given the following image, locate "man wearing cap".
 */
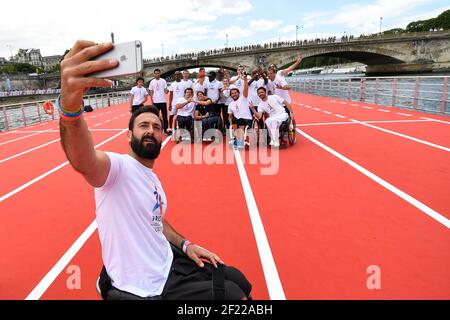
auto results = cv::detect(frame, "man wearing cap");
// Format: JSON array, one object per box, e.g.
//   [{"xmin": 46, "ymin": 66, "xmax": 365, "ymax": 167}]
[{"xmin": 193, "ymin": 70, "xmax": 207, "ymax": 101}]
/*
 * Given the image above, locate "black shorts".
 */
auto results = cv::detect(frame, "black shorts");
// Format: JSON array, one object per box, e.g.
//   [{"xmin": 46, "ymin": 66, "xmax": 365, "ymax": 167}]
[
  {"xmin": 236, "ymin": 118, "xmax": 253, "ymax": 128},
  {"xmin": 99, "ymin": 244, "xmax": 252, "ymax": 300},
  {"xmin": 161, "ymin": 246, "xmax": 252, "ymax": 300},
  {"xmin": 131, "ymin": 104, "xmax": 144, "ymax": 113}
]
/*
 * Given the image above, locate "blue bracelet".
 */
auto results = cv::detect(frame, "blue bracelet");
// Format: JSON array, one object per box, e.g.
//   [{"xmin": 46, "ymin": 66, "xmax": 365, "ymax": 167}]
[{"xmin": 55, "ymin": 95, "xmax": 83, "ymax": 118}]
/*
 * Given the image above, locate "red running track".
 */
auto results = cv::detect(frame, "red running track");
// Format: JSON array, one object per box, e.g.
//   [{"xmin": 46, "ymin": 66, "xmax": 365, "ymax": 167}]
[{"xmin": 0, "ymin": 93, "xmax": 449, "ymax": 300}]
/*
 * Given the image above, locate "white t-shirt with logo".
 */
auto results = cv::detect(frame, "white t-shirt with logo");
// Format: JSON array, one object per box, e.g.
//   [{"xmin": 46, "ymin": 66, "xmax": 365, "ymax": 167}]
[
  {"xmin": 221, "ymin": 88, "xmax": 234, "ymax": 105},
  {"xmin": 230, "ymin": 76, "xmax": 246, "ymax": 96},
  {"xmin": 95, "ymin": 153, "xmax": 173, "ymax": 298},
  {"xmin": 193, "ymin": 82, "xmax": 207, "ymax": 101},
  {"xmin": 176, "ymin": 98, "xmax": 196, "ymax": 117},
  {"xmin": 149, "ymin": 78, "xmax": 168, "ymax": 104},
  {"xmin": 206, "ymin": 80, "xmax": 223, "ymax": 103},
  {"xmin": 271, "ymin": 75, "xmax": 291, "ymax": 103},
  {"xmin": 169, "ymin": 81, "xmax": 185, "ymax": 108},
  {"xmin": 228, "ymin": 96, "xmax": 252, "ymax": 120},
  {"xmin": 258, "ymin": 95, "xmax": 288, "ymax": 117},
  {"xmin": 182, "ymin": 79, "xmax": 194, "ymax": 90},
  {"xmin": 130, "ymin": 86, "xmax": 148, "ymax": 105},
  {"xmin": 249, "ymin": 79, "xmax": 267, "ymax": 107}
]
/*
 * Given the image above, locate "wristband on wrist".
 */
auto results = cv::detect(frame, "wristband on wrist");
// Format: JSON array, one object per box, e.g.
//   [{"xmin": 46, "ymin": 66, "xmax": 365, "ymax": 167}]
[
  {"xmin": 182, "ymin": 240, "xmax": 194, "ymax": 254},
  {"xmin": 56, "ymin": 95, "xmax": 83, "ymax": 121}
]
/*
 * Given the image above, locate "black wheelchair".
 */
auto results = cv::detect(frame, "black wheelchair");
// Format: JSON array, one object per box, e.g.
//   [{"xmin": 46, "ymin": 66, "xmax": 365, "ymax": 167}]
[{"xmin": 251, "ymin": 109, "xmax": 296, "ymax": 147}]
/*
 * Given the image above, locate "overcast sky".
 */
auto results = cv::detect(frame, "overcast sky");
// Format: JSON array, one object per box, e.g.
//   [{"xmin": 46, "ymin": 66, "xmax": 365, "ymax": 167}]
[{"xmin": 0, "ymin": 0, "xmax": 448, "ymax": 59}]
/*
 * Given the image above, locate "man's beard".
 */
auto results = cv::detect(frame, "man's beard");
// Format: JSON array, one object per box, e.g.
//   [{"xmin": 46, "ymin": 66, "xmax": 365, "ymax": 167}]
[{"xmin": 130, "ymin": 133, "xmax": 162, "ymax": 160}]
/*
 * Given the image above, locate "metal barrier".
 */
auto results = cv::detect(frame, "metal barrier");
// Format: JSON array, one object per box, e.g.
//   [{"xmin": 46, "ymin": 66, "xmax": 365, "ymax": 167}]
[
  {"xmin": 288, "ymin": 76, "xmax": 450, "ymax": 116},
  {"xmin": 0, "ymin": 91, "xmax": 130, "ymax": 132}
]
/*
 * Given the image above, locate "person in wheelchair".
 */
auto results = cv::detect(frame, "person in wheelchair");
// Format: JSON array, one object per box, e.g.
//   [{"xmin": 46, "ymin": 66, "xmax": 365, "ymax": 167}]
[
  {"xmin": 251, "ymin": 87, "xmax": 295, "ymax": 148},
  {"xmin": 175, "ymin": 88, "xmax": 196, "ymax": 142},
  {"xmin": 58, "ymin": 41, "xmax": 252, "ymax": 301},
  {"xmin": 194, "ymin": 91, "xmax": 220, "ymax": 141},
  {"xmin": 228, "ymin": 75, "xmax": 253, "ymax": 149}
]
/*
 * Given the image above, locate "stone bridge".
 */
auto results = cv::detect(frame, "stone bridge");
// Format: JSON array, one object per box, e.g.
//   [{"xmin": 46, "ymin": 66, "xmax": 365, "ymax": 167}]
[{"xmin": 143, "ymin": 31, "xmax": 450, "ymax": 77}]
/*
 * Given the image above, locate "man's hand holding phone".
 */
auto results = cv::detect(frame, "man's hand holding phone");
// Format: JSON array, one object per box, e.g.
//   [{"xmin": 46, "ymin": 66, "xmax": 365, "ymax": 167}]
[{"xmin": 60, "ymin": 41, "xmax": 118, "ymax": 112}]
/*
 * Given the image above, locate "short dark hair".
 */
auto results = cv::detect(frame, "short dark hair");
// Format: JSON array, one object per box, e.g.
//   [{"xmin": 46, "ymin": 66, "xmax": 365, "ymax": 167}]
[
  {"xmin": 257, "ymin": 87, "xmax": 267, "ymax": 93},
  {"xmin": 184, "ymin": 88, "xmax": 194, "ymax": 94},
  {"xmin": 129, "ymin": 106, "xmax": 161, "ymax": 130},
  {"xmin": 154, "ymin": 69, "xmax": 161, "ymax": 73},
  {"xmin": 136, "ymin": 77, "xmax": 145, "ymax": 83},
  {"xmin": 230, "ymin": 88, "xmax": 240, "ymax": 94}
]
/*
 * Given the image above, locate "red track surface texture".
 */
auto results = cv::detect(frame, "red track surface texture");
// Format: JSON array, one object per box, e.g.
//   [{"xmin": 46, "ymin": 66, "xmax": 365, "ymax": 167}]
[{"xmin": 0, "ymin": 93, "xmax": 449, "ymax": 300}]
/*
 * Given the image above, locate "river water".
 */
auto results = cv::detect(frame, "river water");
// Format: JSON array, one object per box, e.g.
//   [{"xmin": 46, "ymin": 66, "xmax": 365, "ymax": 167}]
[{"xmin": 288, "ymin": 73, "xmax": 450, "ymax": 115}]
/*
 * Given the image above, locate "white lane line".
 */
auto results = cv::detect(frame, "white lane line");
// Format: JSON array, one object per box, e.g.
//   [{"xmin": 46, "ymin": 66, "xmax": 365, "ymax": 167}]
[
  {"xmin": 91, "ymin": 116, "xmax": 97, "ymax": 119},
  {"xmin": 113, "ymin": 117, "xmax": 119, "ymax": 120},
  {"xmin": 335, "ymin": 114, "xmax": 346, "ymax": 119},
  {"xmin": 25, "ymin": 136, "xmax": 172, "ymax": 300},
  {"xmin": 377, "ymin": 109, "xmax": 390, "ymax": 113},
  {"xmin": 363, "ymin": 106, "xmax": 372, "ymax": 110},
  {"xmin": 296, "ymin": 128, "xmax": 450, "ymax": 229},
  {"xmin": 397, "ymin": 113, "xmax": 412, "ymax": 117},
  {"xmin": 305, "ymin": 105, "xmax": 312, "ymax": 109},
  {"xmin": 94, "ymin": 123, "xmax": 102, "ymax": 127},
  {"xmin": 421, "ymin": 117, "xmax": 450, "ymax": 125},
  {"xmin": 350, "ymin": 104, "xmax": 359, "ymax": 107},
  {"xmin": 104, "ymin": 120, "xmax": 111, "ymax": 123},
  {"xmin": 0, "ymin": 129, "xmax": 128, "ymax": 204},
  {"xmin": 297, "ymin": 122, "xmax": 356, "ymax": 127},
  {"xmin": 234, "ymin": 150, "xmax": 286, "ymax": 300},
  {"xmin": 25, "ymin": 221, "xmax": 98, "ymax": 300},
  {"xmin": 106, "ymin": 111, "xmax": 111, "ymax": 114},
  {"xmin": 298, "ymin": 103, "xmax": 304, "ymax": 106},
  {"xmin": 323, "ymin": 111, "xmax": 332, "ymax": 115},
  {"xmin": 0, "ymin": 130, "xmax": 53, "ymax": 147},
  {"xmin": 0, "ymin": 138, "xmax": 61, "ymax": 164},
  {"xmin": 313, "ymin": 108, "xmax": 321, "ymax": 111},
  {"xmin": 296, "ymin": 120, "xmax": 433, "ymax": 127},
  {"xmin": 349, "ymin": 119, "xmax": 450, "ymax": 152},
  {"xmin": 330, "ymin": 100, "xmax": 337, "ymax": 103},
  {"xmin": 339, "ymin": 102, "xmax": 348, "ymax": 105}
]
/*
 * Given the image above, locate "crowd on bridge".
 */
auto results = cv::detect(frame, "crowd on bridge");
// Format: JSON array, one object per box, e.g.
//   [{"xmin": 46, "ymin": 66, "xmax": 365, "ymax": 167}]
[
  {"xmin": 144, "ymin": 31, "xmax": 428, "ymax": 63},
  {"xmin": 131, "ymin": 54, "xmax": 304, "ymax": 148},
  {"xmin": 0, "ymin": 88, "xmax": 61, "ymax": 97}
]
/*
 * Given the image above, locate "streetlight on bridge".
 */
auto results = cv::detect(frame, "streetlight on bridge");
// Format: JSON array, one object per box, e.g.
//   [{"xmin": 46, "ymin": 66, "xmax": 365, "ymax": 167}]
[
  {"xmin": 380, "ymin": 17, "xmax": 383, "ymax": 35},
  {"xmin": 296, "ymin": 25, "xmax": 303, "ymax": 43}
]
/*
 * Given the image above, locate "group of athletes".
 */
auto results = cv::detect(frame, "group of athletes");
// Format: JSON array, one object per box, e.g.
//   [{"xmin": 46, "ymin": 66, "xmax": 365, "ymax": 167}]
[{"xmin": 130, "ymin": 54, "xmax": 303, "ymax": 148}]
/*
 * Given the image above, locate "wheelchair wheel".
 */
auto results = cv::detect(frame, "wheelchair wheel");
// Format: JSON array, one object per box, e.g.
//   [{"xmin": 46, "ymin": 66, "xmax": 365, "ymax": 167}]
[
  {"xmin": 252, "ymin": 118, "xmax": 266, "ymax": 147},
  {"xmin": 288, "ymin": 117, "xmax": 297, "ymax": 145}
]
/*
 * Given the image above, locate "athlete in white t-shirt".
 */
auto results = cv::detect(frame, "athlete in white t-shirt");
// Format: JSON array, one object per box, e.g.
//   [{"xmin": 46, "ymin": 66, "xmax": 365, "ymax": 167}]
[
  {"xmin": 175, "ymin": 87, "xmax": 196, "ymax": 141},
  {"xmin": 228, "ymin": 75, "xmax": 252, "ymax": 149},
  {"xmin": 251, "ymin": 86, "xmax": 295, "ymax": 148},
  {"xmin": 149, "ymin": 69, "xmax": 170, "ymax": 134},
  {"xmin": 181, "ymin": 69, "xmax": 193, "ymax": 90},
  {"xmin": 58, "ymin": 41, "xmax": 252, "ymax": 300},
  {"xmin": 168, "ymin": 71, "xmax": 185, "ymax": 132},
  {"xmin": 129, "ymin": 77, "xmax": 149, "ymax": 113}
]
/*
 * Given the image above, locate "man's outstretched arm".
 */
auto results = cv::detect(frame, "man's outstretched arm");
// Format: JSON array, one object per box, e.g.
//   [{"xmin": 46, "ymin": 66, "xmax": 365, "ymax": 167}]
[{"xmin": 59, "ymin": 40, "xmax": 119, "ymax": 188}]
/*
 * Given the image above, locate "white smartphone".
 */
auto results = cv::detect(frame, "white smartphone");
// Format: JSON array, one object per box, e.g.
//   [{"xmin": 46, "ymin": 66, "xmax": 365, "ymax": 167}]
[{"xmin": 89, "ymin": 41, "xmax": 143, "ymax": 79}]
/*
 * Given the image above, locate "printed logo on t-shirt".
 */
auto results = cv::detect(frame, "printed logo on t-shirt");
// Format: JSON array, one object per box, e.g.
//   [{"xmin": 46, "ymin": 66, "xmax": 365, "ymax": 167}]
[{"xmin": 151, "ymin": 186, "xmax": 164, "ymax": 233}]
